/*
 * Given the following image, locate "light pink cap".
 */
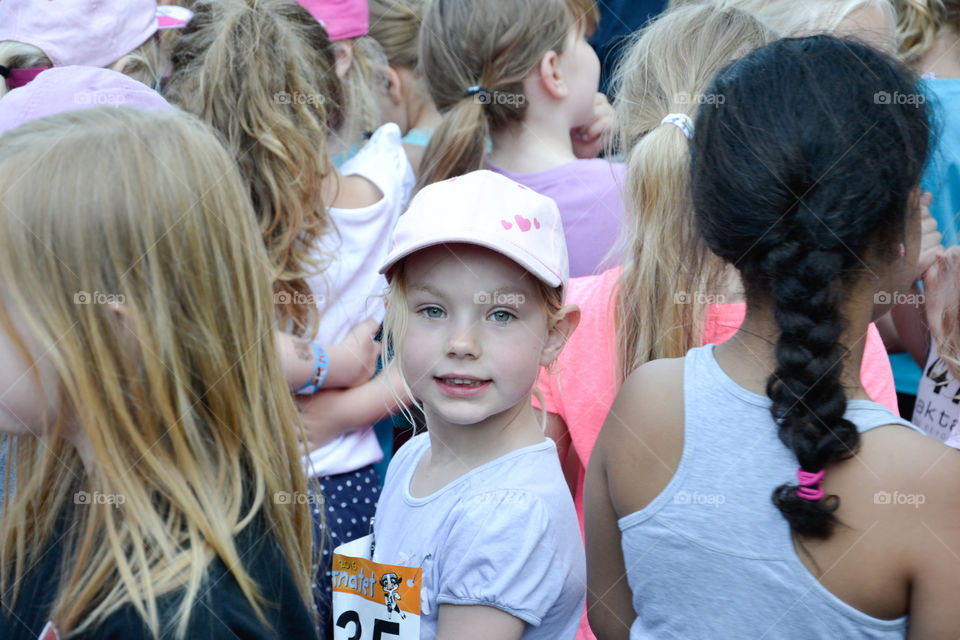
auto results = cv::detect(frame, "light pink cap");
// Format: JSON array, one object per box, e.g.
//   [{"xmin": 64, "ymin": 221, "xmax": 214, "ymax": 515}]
[
  {"xmin": 0, "ymin": 66, "xmax": 173, "ymax": 136},
  {"xmin": 0, "ymin": 0, "xmax": 193, "ymax": 68},
  {"xmin": 380, "ymin": 170, "xmax": 569, "ymax": 291},
  {"xmin": 297, "ymin": 0, "xmax": 370, "ymax": 41}
]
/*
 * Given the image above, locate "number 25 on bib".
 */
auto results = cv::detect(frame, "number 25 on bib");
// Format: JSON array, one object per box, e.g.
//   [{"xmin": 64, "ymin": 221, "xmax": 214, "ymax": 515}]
[{"xmin": 332, "ymin": 534, "xmax": 421, "ymax": 640}]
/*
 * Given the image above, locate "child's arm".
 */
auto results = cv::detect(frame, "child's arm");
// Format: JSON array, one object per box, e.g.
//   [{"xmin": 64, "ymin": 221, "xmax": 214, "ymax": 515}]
[
  {"xmin": 275, "ymin": 319, "xmax": 381, "ymax": 391},
  {"xmin": 435, "ymin": 605, "xmax": 524, "ymax": 640},
  {"xmin": 297, "ymin": 362, "xmax": 410, "ymax": 451}
]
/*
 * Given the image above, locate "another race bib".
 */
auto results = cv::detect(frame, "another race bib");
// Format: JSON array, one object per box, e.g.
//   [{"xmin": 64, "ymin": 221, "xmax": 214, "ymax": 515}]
[{"xmin": 332, "ymin": 534, "xmax": 421, "ymax": 640}]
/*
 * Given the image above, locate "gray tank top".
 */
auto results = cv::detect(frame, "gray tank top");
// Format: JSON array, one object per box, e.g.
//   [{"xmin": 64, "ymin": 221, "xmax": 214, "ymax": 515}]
[{"xmin": 619, "ymin": 344, "xmax": 917, "ymax": 639}]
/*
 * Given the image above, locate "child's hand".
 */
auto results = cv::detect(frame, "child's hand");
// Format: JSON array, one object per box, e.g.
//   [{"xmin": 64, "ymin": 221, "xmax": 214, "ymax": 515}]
[
  {"xmin": 916, "ymin": 192, "xmax": 944, "ymax": 282},
  {"xmin": 571, "ymin": 92, "xmax": 615, "ymax": 159},
  {"xmin": 923, "ymin": 246, "xmax": 960, "ymax": 378},
  {"xmin": 325, "ymin": 319, "xmax": 382, "ymax": 388}
]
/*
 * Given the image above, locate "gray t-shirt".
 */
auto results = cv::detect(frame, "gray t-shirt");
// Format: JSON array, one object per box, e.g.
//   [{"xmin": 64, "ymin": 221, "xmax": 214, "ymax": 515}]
[{"xmin": 372, "ymin": 433, "xmax": 585, "ymax": 639}]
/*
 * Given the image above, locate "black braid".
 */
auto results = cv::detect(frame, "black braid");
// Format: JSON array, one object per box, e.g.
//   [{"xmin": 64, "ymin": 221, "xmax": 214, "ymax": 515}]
[{"xmin": 690, "ymin": 36, "xmax": 932, "ymax": 537}]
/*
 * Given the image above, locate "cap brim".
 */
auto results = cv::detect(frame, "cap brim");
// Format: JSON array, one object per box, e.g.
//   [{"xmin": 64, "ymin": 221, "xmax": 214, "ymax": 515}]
[{"xmin": 379, "ymin": 236, "xmax": 562, "ymax": 289}]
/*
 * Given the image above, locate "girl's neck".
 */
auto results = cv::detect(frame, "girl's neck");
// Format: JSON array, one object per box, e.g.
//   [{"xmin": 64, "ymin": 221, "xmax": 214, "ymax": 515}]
[
  {"xmin": 920, "ymin": 26, "xmax": 960, "ymax": 78},
  {"xmin": 488, "ymin": 112, "xmax": 578, "ymax": 174},
  {"xmin": 406, "ymin": 87, "xmax": 442, "ymax": 133},
  {"xmin": 420, "ymin": 401, "xmax": 545, "ymax": 479}
]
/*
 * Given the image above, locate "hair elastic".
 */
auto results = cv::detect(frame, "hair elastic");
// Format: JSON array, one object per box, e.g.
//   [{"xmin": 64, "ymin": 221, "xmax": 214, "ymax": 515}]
[
  {"xmin": 660, "ymin": 113, "xmax": 694, "ymax": 140},
  {"xmin": 463, "ymin": 85, "xmax": 490, "ymax": 101},
  {"xmin": 3, "ymin": 66, "xmax": 51, "ymax": 90},
  {"xmin": 796, "ymin": 468, "xmax": 825, "ymax": 501}
]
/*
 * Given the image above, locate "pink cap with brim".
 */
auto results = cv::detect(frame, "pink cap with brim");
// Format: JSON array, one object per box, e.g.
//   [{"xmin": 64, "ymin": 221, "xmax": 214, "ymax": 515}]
[
  {"xmin": 380, "ymin": 170, "xmax": 569, "ymax": 292},
  {"xmin": 0, "ymin": 66, "xmax": 173, "ymax": 137},
  {"xmin": 297, "ymin": 0, "xmax": 370, "ymax": 40},
  {"xmin": 0, "ymin": 0, "xmax": 193, "ymax": 69}
]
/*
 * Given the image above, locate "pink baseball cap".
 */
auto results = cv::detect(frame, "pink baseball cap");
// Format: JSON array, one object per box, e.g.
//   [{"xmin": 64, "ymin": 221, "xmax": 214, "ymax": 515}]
[
  {"xmin": 0, "ymin": 0, "xmax": 193, "ymax": 69},
  {"xmin": 380, "ymin": 171, "xmax": 569, "ymax": 291},
  {"xmin": 0, "ymin": 66, "xmax": 173, "ymax": 136},
  {"xmin": 297, "ymin": 0, "xmax": 370, "ymax": 41}
]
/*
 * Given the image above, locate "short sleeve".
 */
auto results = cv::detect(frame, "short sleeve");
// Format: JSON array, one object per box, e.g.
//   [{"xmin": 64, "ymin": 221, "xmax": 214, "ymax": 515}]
[{"xmin": 435, "ymin": 491, "xmax": 569, "ymax": 625}]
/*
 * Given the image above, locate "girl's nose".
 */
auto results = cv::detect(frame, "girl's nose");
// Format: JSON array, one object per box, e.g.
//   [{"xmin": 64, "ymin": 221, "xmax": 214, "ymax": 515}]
[{"xmin": 445, "ymin": 320, "xmax": 481, "ymax": 358}]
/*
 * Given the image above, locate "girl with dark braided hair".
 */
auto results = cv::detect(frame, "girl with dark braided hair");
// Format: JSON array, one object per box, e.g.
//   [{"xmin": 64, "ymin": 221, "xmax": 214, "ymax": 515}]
[{"xmin": 587, "ymin": 35, "xmax": 960, "ymax": 638}]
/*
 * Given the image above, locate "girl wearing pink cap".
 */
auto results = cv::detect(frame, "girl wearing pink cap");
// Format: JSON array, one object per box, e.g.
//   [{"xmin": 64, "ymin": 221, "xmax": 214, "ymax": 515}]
[
  {"xmin": 0, "ymin": 0, "xmax": 191, "ymax": 95},
  {"xmin": 374, "ymin": 170, "xmax": 585, "ymax": 639}
]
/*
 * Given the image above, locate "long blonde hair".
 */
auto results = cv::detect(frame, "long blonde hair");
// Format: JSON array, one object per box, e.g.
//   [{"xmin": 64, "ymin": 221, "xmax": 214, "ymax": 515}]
[
  {"xmin": 0, "ymin": 108, "xmax": 314, "ymax": 638},
  {"xmin": 415, "ymin": 0, "xmax": 598, "ymax": 191},
  {"xmin": 0, "ymin": 39, "xmax": 160, "ymax": 98},
  {"xmin": 612, "ymin": 4, "xmax": 774, "ymax": 383},
  {"xmin": 368, "ymin": 0, "xmax": 427, "ymax": 69},
  {"xmin": 166, "ymin": 0, "xmax": 338, "ymax": 337}
]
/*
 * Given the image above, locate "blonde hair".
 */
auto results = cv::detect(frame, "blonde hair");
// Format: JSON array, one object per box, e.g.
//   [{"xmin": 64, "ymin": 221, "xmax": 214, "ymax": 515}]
[
  {"xmin": 415, "ymin": 0, "xmax": 597, "ymax": 191},
  {"xmin": 368, "ymin": 0, "xmax": 427, "ymax": 69},
  {"xmin": 612, "ymin": 4, "xmax": 774, "ymax": 383},
  {"xmin": 331, "ymin": 35, "xmax": 390, "ymax": 155},
  {"xmin": 0, "ymin": 38, "xmax": 161, "ymax": 98},
  {"xmin": 896, "ymin": 0, "xmax": 960, "ymax": 64},
  {"xmin": 166, "ymin": 0, "xmax": 339, "ymax": 337},
  {"xmin": 671, "ymin": 0, "xmax": 897, "ymax": 44},
  {"xmin": 0, "ymin": 108, "xmax": 314, "ymax": 637}
]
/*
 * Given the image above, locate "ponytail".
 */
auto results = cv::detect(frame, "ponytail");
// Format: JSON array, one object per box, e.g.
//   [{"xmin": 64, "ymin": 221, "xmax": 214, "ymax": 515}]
[
  {"xmin": 415, "ymin": 96, "xmax": 489, "ymax": 190},
  {"xmin": 611, "ymin": 5, "xmax": 774, "ymax": 383}
]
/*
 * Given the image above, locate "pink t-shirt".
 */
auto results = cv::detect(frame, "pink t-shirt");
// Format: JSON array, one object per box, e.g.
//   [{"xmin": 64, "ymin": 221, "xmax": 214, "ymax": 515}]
[
  {"xmin": 488, "ymin": 159, "xmax": 625, "ymax": 278},
  {"xmin": 536, "ymin": 267, "xmax": 899, "ymax": 532}
]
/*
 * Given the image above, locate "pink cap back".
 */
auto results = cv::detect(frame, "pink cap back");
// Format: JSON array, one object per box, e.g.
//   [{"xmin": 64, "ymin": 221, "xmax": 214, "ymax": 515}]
[
  {"xmin": 0, "ymin": 0, "xmax": 188, "ymax": 68},
  {"xmin": 0, "ymin": 66, "xmax": 173, "ymax": 136},
  {"xmin": 296, "ymin": 0, "xmax": 370, "ymax": 41},
  {"xmin": 380, "ymin": 171, "xmax": 569, "ymax": 292}
]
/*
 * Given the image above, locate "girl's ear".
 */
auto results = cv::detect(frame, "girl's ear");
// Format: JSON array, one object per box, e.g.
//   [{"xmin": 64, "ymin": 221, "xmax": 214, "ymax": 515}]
[
  {"xmin": 333, "ymin": 40, "xmax": 355, "ymax": 80},
  {"xmin": 536, "ymin": 49, "xmax": 568, "ymax": 100},
  {"xmin": 540, "ymin": 304, "xmax": 580, "ymax": 366},
  {"xmin": 385, "ymin": 65, "xmax": 405, "ymax": 107}
]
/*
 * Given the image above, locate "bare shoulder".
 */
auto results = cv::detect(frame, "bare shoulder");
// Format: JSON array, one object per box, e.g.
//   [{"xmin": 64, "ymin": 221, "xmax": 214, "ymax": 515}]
[{"xmin": 592, "ymin": 357, "xmax": 685, "ymax": 518}]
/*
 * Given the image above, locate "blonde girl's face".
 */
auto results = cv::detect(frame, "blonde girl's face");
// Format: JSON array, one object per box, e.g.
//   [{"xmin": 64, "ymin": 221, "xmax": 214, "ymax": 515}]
[
  {"xmin": 559, "ymin": 20, "xmax": 601, "ymax": 126},
  {"xmin": 399, "ymin": 244, "xmax": 552, "ymax": 428}
]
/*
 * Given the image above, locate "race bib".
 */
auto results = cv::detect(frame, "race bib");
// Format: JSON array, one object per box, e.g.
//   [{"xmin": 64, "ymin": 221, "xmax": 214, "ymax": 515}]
[{"xmin": 332, "ymin": 534, "xmax": 421, "ymax": 640}]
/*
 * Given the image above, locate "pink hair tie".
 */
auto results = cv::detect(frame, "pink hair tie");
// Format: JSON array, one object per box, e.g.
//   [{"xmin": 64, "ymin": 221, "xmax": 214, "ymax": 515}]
[
  {"xmin": 5, "ymin": 66, "xmax": 51, "ymax": 90},
  {"xmin": 796, "ymin": 468, "xmax": 825, "ymax": 501}
]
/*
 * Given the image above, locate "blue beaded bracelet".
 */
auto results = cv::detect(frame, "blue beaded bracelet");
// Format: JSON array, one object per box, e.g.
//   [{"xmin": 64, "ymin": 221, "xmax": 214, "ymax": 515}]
[{"xmin": 295, "ymin": 343, "xmax": 329, "ymax": 395}]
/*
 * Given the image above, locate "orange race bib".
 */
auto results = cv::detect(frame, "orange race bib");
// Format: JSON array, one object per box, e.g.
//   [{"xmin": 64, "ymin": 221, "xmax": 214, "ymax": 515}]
[{"xmin": 332, "ymin": 534, "xmax": 421, "ymax": 640}]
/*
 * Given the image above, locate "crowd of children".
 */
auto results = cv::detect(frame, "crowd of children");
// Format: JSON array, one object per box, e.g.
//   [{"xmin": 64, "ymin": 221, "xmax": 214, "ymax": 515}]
[{"xmin": 1, "ymin": 0, "xmax": 960, "ymax": 638}]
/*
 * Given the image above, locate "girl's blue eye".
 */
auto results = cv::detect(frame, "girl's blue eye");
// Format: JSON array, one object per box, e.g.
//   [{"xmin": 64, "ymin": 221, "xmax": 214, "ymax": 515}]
[
  {"xmin": 420, "ymin": 306, "xmax": 444, "ymax": 319},
  {"xmin": 489, "ymin": 310, "xmax": 515, "ymax": 323}
]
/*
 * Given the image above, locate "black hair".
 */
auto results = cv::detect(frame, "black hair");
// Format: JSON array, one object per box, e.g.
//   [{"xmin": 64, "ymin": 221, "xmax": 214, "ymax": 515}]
[{"xmin": 690, "ymin": 35, "xmax": 931, "ymax": 537}]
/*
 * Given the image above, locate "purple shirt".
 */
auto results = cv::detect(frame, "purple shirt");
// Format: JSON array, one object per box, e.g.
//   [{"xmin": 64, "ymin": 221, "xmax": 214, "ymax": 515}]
[{"xmin": 489, "ymin": 158, "xmax": 625, "ymax": 277}]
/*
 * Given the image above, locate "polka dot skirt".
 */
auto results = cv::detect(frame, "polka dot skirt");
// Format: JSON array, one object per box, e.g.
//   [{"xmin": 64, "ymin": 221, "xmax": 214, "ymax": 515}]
[{"xmin": 310, "ymin": 464, "xmax": 380, "ymax": 635}]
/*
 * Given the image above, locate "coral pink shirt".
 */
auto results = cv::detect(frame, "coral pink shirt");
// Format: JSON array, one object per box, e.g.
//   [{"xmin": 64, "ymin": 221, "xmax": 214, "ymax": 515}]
[{"xmin": 536, "ymin": 267, "xmax": 898, "ymax": 532}]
